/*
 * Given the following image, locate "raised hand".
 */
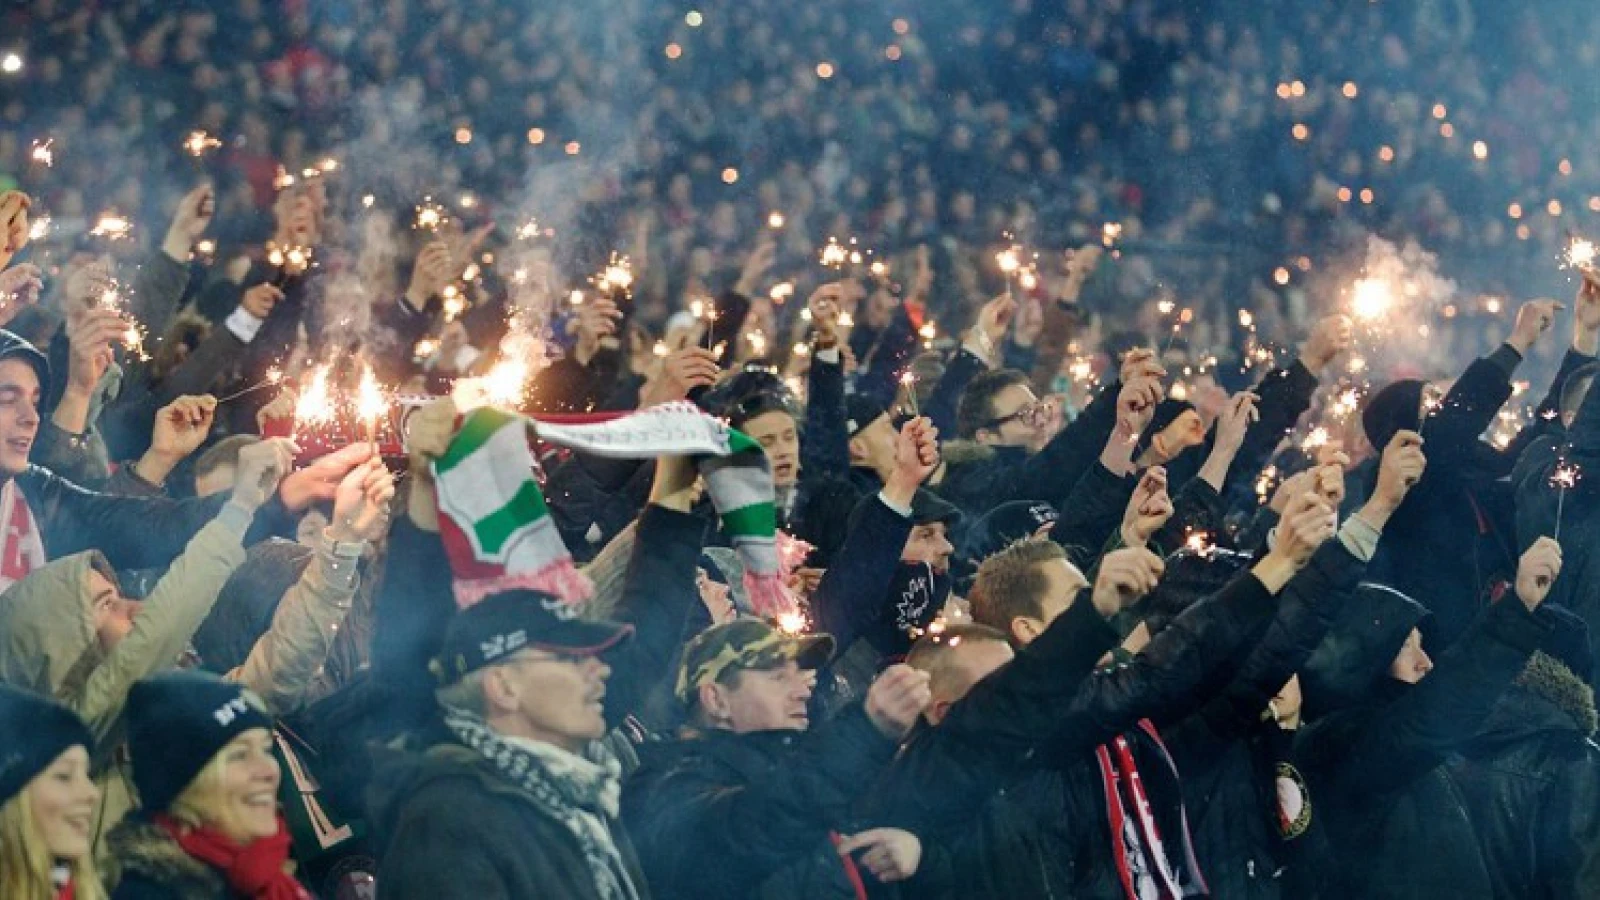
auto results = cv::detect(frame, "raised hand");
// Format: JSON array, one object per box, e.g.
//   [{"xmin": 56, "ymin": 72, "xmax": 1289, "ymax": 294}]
[
  {"xmin": 1091, "ymin": 547, "xmax": 1165, "ymax": 617},
  {"xmin": 864, "ymin": 664, "xmax": 933, "ymax": 740},
  {"xmin": 640, "ymin": 347, "xmax": 720, "ymax": 407},
  {"xmin": 1121, "ymin": 466, "xmax": 1174, "ymax": 548},
  {"xmin": 734, "ymin": 236, "xmax": 777, "ymax": 297},
  {"xmin": 0, "ymin": 191, "xmax": 30, "ymax": 263},
  {"xmin": 164, "ymin": 184, "xmax": 214, "ymax": 259},
  {"xmin": 240, "ymin": 283, "xmax": 284, "ymax": 320},
  {"xmin": 150, "ymin": 395, "xmax": 218, "ymax": 461},
  {"xmin": 1213, "ymin": 392, "xmax": 1260, "ymax": 457},
  {"xmin": 329, "ymin": 457, "xmax": 397, "ymax": 543},
  {"xmin": 1116, "ymin": 374, "xmax": 1165, "ymax": 439},
  {"xmin": 1370, "ymin": 430, "xmax": 1427, "ymax": 513},
  {"xmin": 405, "ymin": 241, "xmax": 455, "ymax": 307},
  {"xmin": 277, "ymin": 442, "xmax": 377, "ymax": 513},
  {"xmin": 1516, "ymin": 536, "xmax": 1563, "ymax": 611},
  {"xmin": 64, "ymin": 308, "xmax": 126, "ymax": 394},
  {"xmin": 807, "ymin": 283, "xmax": 847, "ymax": 349},
  {"xmin": 1577, "ymin": 272, "xmax": 1600, "ymax": 355},
  {"xmin": 0, "ymin": 264, "xmax": 43, "ymax": 327},
  {"xmin": 1301, "ymin": 314, "xmax": 1354, "ymax": 373},
  {"xmin": 967, "ymin": 294, "xmax": 1018, "ymax": 363},
  {"xmin": 232, "ymin": 437, "xmax": 298, "ymax": 511},
  {"xmin": 1272, "ymin": 489, "xmax": 1337, "ymax": 568},
  {"xmin": 886, "ymin": 417, "xmax": 940, "ymax": 501},
  {"xmin": 1508, "ymin": 299, "xmax": 1564, "ymax": 355},
  {"xmin": 573, "ymin": 296, "xmax": 622, "ymax": 365}
]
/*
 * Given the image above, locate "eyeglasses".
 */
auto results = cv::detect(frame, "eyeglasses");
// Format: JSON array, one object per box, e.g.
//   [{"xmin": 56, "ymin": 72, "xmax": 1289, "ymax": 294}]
[{"xmin": 985, "ymin": 398, "xmax": 1052, "ymax": 431}]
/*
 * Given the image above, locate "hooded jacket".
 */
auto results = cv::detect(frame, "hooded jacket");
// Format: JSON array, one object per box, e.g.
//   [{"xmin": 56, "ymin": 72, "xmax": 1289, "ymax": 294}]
[
  {"xmin": 1448, "ymin": 651, "xmax": 1600, "ymax": 899},
  {"xmin": 0, "ymin": 507, "xmax": 249, "ymax": 847},
  {"xmin": 1296, "ymin": 591, "xmax": 1550, "ymax": 899}
]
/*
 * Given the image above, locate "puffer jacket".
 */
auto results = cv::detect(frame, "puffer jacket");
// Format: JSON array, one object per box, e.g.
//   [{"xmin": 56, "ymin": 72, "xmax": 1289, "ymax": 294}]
[
  {"xmin": 1449, "ymin": 651, "xmax": 1600, "ymax": 899},
  {"xmin": 1297, "ymin": 592, "xmax": 1549, "ymax": 900}
]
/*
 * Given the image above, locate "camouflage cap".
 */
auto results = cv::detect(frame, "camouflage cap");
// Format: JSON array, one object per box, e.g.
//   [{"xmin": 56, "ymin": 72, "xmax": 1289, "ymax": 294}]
[{"xmin": 675, "ymin": 618, "xmax": 836, "ymax": 704}]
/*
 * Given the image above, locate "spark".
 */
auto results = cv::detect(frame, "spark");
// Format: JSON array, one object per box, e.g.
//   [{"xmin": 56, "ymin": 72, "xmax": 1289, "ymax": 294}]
[
  {"xmin": 776, "ymin": 611, "xmax": 809, "ymax": 635},
  {"xmin": 769, "ymin": 282, "xmax": 795, "ymax": 303},
  {"xmin": 1302, "ymin": 426, "xmax": 1331, "ymax": 452},
  {"xmin": 1565, "ymin": 236, "xmax": 1598, "ymax": 271},
  {"xmin": 29, "ymin": 139, "xmax": 53, "ymax": 167},
  {"xmin": 27, "ymin": 215, "xmax": 51, "ymax": 242},
  {"xmin": 356, "ymin": 364, "xmax": 388, "ymax": 445},
  {"xmin": 516, "ymin": 219, "xmax": 543, "ymax": 241},
  {"xmin": 1183, "ymin": 529, "xmax": 1216, "ymax": 556},
  {"xmin": 1256, "ymin": 465, "xmax": 1280, "ymax": 506},
  {"xmin": 181, "ymin": 131, "xmax": 222, "ymax": 158},
  {"xmin": 89, "ymin": 212, "xmax": 134, "ymax": 241},
  {"xmin": 1552, "ymin": 461, "xmax": 1583, "ymax": 541},
  {"xmin": 1351, "ymin": 278, "xmax": 1393, "ymax": 321},
  {"xmin": 900, "ymin": 371, "xmax": 921, "ymax": 417},
  {"xmin": 768, "ymin": 211, "xmax": 785, "ymax": 229},
  {"xmin": 414, "ymin": 198, "xmax": 449, "ymax": 232},
  {"xmin": 1102, "ymin": 222, "xmax": 1123, "ymax": 248},
  {"xmin": 294, "ymin": 365, "xmax": 336, "ymax": 429},
  {"xmin": 819, "ymin": 237, "xmax": 848, "ymax": 269},
  {"xmin": 593, "ymin": 253, "xmax": 634, "ymax": 294},
  {"xmin": 413, "ymin": 338, "xmax": 440, "ymax": 359},
  {"xmin": 272, "ymin": 166, "xmax": 296, "ymax": 191}
]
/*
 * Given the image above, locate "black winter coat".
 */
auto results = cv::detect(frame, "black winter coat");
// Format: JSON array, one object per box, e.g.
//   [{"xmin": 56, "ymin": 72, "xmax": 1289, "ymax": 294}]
[
  {"xmin": 1449, "ymin": 653, "xmax": 1600, "ymax": 899},
  {"xmin": 1297, "ymin": 597, "xmax": 1549, "ymax": 899},
  {"xmin": 623, "ymin": 706, "xmax": 897, "ymax": 900},
  {"xmin": 108, "ymin": 817, "xmax": 290, "ymax": 900}
]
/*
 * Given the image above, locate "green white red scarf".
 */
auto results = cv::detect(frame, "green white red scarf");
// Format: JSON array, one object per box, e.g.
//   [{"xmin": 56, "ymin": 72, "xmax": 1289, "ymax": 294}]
[{"xmin": 433, "ymin": 401, "xmax": 793, "ymax": 616}]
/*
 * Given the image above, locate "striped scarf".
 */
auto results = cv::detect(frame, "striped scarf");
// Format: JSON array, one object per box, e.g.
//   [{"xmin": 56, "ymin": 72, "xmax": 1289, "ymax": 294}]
[{"xmin": 433, "ymin": 401, "xmax": 794, "ymax": 616}]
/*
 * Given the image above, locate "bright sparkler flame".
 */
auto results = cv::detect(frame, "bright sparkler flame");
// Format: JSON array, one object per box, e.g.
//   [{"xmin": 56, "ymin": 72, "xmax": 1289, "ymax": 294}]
[
  {"xmin": 414, "ymin": 200, "xmax": 448, "ymax": 232},
  {"xmin": 1552, "ymin": 463, "xmax": 1582, "ymax": 491},
  {"xmin": 1567, "ymin": 237, "xmax": 1598, "ymax": 271},
  {"xmin": 28, "ymin": 215, "xmax": 51, "ymax": 242},
  {"xmin": 996, "ymin": 246, "xmax": 1021, "ymax": 274},
  {"xmin": 356, "ymin": 365, "xmax": 388, "ymax": 441},
  {"xmin": 819, "ymin": 237, "xmax": 848, "ymax": 269},
  {"xmin": 1351, "ymin": 278, "xmax": 1393, "ymax": 321},
  {"xmin": 768, "ymin": 211, "xmax": 786, "ymax": 229},
  {"xmin": 90, "ymin": 212, "xmax": 133, "ymax": 241},
  {"xmin": 1184, "ymin": 530, "xmax": 1215, "ymax": 555},
  {"xmin": 1102, "ymin": 222, "xmax": 1124, "ymax": 247},
  {"xmin": 594, "ymin": 254, "xmax": 634, "ymax": 293},
  {"xmin": 1303, "ymin": 426, "xmax": 1331, "ymax": 451},
  {"xmin": 181, "ymin": 131, "xmax": 222, "ymax": 158},
  {"xmin": 776, "ymin": 611, "xmax": 809, "ymax": 635},
  {"xmin": 294, "ymin": 365, "xmax": 336, "ymax": 428},
  {"xmin": 29, "ymin": 139, "xmax": 53, "ymax": 167}
]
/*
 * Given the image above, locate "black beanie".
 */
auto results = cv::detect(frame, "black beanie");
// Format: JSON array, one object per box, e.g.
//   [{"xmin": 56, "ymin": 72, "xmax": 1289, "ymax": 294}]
[
  {"xmin": 126, "ymin": 671, "xmax": 273, "ymax": 814},
  {"xmin": 1362, "ymin": 379, "xmax": 1424, "ymax": 454},
  {"xmin": 0, "ymin": 329, "xmax": 50, "ymax": 388},
  {"xmin": 0, "ymin": 684, "xmax": 91, "ymax": 808}
]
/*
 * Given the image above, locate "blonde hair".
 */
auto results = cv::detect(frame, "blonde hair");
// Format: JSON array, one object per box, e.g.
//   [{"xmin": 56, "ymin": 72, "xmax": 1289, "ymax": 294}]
[
  {"xmin": 0, "ymin": 788, "xmax": 104, "ymax": 900},
  {"xmin": 166, "ymin": 750, "xmax": 254, "ymax": 840}
]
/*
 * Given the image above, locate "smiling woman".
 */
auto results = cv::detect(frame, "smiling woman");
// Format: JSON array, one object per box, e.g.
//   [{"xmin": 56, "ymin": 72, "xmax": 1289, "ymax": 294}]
[
  {"xmin": 0, "ymin": 685, "xmax": 103, "ymax": 900},
  {"xmin": 104, "ymin": 671, "xmax": 312, "ymax": 900}
]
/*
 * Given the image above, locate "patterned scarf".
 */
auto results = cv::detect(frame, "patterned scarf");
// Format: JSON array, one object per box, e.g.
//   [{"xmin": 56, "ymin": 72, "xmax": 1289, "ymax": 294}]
[{"xmin": 442, "ymin": 706, "xmax": 641, "ymax": 900}]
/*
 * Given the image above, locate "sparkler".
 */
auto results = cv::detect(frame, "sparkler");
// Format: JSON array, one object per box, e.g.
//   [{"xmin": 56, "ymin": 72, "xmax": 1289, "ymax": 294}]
[
  {"xmin": 356, "ymin": 364, "xmax": 387, "ymax": 447},
  {"xmin": 1552, "ymin": 462, "xmax": 1582, "ymax": 542},
  {"xmin": 89, "ymin": 211, "xmax": 133, "ymax": 242},
  {"xmin": 776, "ymin": 610, "xmax": 810, "ymax": 635},
  {"xmin": 181, "ymin": 131, "xmax": 222, "ymax": 159},
  {"xmin": 27, "ymin": 215, "xmax": 51, "ymax": 243},
  {"xmin": 414, "ymin": 198, "xmax": 449, "ymax": 232},
  {"xmin": 995, "ymin": 237, "xmax": 1038, "ymax": 297},
  {"xmin": 1565, "ymin": 235, "xmax": 1598, "ymax": 272},
  {"xmin": 1183, "ymin": 529, "xmax": 1216, "ymax": 556},
  {"xmin": 96, "ymin": 280, "xmax": 149, "ymax": 361},
  {"xmin": 413, "ymin": 338, "xmax": 441, "ymax": 360},
  {"xmin": 29, "ymin": 139, "xmax": 53, "ymax": 168},
  {"xmin": 267, "ymin": 243, "xmax": 314, "ymax": 286},
  {"xmin": 216, "ymin": 367, "xmax": 284, "ymax": 404},
  {"xmin": 900, "ymin": 371, "xmax": 921, "ymax": 418},
  {"xmin": 819, "ymin": 237, "xmax": 848, "ymax": 269},
  {"xmin": 1351, "ymin": 278, "xmax": 1393, "ymax": 322},
  {"xmin": 593, "ymin": 254, "xmax": 633, "ymax": 295},
  {"xmin": 293, "ymin": 364, "xmax": 336, "ymax": 431},
  {"xmin": 767, "ymin": 211, "xmax": 786, "ymax": 230},
  {"xmin": 1302, "ymin": 426, "xmax": 1331, "ymax": 453}
]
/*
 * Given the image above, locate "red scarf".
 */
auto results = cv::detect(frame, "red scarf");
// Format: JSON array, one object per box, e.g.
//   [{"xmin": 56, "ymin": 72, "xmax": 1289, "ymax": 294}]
[
  {"xmin": 53, "ymin": 880, "xmax": 74, "ymax": 900},
  {"xmin": 153, "ymin": 813, "xmax": 311, "ymax": 900}
]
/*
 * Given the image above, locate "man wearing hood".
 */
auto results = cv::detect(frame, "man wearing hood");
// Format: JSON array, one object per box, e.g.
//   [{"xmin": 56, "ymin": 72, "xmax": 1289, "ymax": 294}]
[
  {"xmin": 1448, "ymin": 604, "xmax": 1600, "ymax": 899},
  {"xmin": 1295, "ymin": 536, "xmax": 1562, "ymax": 899}
]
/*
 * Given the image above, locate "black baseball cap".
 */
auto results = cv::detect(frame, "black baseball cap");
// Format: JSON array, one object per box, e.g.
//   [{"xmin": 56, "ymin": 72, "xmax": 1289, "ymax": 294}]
[
  {"xmin": 430, "ymin": 589, "xmax": 635, "ymax": 686},
  {"xmin": 845, "ymin": 394, "xmax": 889, "ymax": 437}
]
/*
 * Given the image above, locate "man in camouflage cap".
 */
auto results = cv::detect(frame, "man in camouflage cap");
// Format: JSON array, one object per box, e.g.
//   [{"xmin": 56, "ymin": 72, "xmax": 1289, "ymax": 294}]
[{"xmin": 673, "ymin": 618, "xmax": 835, "ymax": 730}]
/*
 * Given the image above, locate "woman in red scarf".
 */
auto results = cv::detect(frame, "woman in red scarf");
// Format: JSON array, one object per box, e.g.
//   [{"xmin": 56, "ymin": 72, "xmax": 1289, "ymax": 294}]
[
  {"xmin": 105, "ymin": 672, "xmax": 311, "ymax": 900},
  {"xmin": 0, "ymin": 685, "xmax": 103, "ymax": 900}
]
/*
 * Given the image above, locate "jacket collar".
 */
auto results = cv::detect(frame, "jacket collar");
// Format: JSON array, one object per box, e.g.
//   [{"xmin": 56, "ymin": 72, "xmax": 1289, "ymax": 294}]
[{"xmin": 105, "ymin": 817, "xmax": 226, "ymax": 900}]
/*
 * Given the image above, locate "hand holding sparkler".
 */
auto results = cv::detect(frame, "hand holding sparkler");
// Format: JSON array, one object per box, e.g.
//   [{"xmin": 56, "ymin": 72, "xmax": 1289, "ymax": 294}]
[
  {"xmin": 0, "ymin": 191, "xmax": 32, "ymax": 264},
  {"xmin": 1300, "ymin": 314, "xmax": 1354, "ymax": 373},
  {"xmin": 0, "ymin": 264, "xmax": 43, "ymax": 326},
  {"xmin": 405, "ymin": 241, "xmax": 454, "ymax": 308},
  {"xmin": 239, "ymin": 284, "xmax": 284, "ymax": 321},
  {"xmin": 964, "ymin": 294, "xmax": 1017, "ymax": 366},
  {"xmin": 1576, "ymin": 271, "xmax": 1600, "ymax": 356},
  {"xmin": 1515, "ymin": 536, "xmax": 1563, "ymax": 611},
  {"xmin": 1270, "ymin": 489, "xmax": 1338, "ymax": 568},
  {"xmin": 328, "ymin": 457, "xmax": 397, "ymax": 544},
  {"xmin": 883, "ymin": 417, "xmax": 940, "ymax": 510},
  {"xmin": 1091, "ymin": 547, "xmax": 1166, "ymax": 617},
  {"xmin": 640, "ymin": 346, "xmax": 721, "ymax": 408},
  {"xmin": 1120, "ymin": 465, "xmax": 1174, "ymax": 549},
  {"xmin": 806, "ymin": 283, "xmax": 846, "ymax": 349},
  {"xmin": 162, "ymin": 184, "xmax": 215, "ymax": 262},
  {"xmin": 230, "ymin": 438, "xmax": 299, "ymax": 512},
  {"xmin": 1508, "ymin": 299, "xmax": 1564, "ymax": 355},
  {"xmin": 1115, "ymin": 372, "xmax": 1166, "ymax": 440},
  {"xmin": 63, "ymin": 307, "xmax": 127, "ymax": 395},
  {"xmin": 1360, "ymin": 429, "xmax": 1427, "ymax": 528},
  {"xmin": 572, "ymin": 295, "xmax": 622, "ymax": 366},
  {"xmin": 1213, "ymin": 392, "xmax": 1261, "ymax": 459}
]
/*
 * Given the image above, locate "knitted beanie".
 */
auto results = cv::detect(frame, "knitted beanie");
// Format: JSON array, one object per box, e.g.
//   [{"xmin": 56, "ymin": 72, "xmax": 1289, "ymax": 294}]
[
  {"xmin": 0, "ymin": 684, "xmax": 91, "ymax": 807},
  {"xmin": 126, "ymin": 671, "xmax": 273, "ymax": 814}
]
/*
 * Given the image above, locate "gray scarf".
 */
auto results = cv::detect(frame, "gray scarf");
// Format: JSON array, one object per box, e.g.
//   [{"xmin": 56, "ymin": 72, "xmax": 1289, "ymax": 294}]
[{"xmin": 443, "ymin": 706, "xmax": 641, "ymax": 900}]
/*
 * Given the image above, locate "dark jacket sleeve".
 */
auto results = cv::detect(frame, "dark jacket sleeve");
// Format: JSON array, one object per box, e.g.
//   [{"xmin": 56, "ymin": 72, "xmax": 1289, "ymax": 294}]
[
  {"xmin": 1540, "ymin": 750, "xmax": 1600, "ymax": 900},
  {"xmin": 128, "ymin": 251, "xmax": 190, "ymax": 332},
  {"xmin": 801, "ymin": 353, "xmax": 850, "ymax": 483},
  {"xmin": 1045, "ymin": 571, "xmax": 1280, "ymax": 757},
  {"xmin": 1504, "ymin": 348, "xmax": 1595, "ymax": 462},
  {"xmin": 1422, "ymin": 346, "xmax": 1520, "ymax": 471},
  {"xmin": 627, "ymin": 706, "xmax": 896, "ymax": 895},
  {"xmin": 1163, "ymin": 542, "xmax": 1364, "ymax": 775},
  {"xmin": 369, "ymin": 515, "xmax": 457, "ymax": 712},
  {"xmin": 871, "ymin": 595, "xmax": 1119, "ymax": 833},
  {"xmin": 925, "ymin": 348, "xmax": 987, "ymax": 439},
  {"xmin": 1019, "ymin": 377, "xmax": 1122, "ymax": 506},
  {"xmin": 532, "ymin": 350, "xmax": 624, "ymax": 415},
  {"xmin": 1048, "ymin": 462, "xmax": 1135, "ymax": 570},
  {"xmin": 18, "ymin": 465, "xmax": 289, "ymax": 571},
  {"xmin": 1331, "ymin": 598, "xmax": 1548, "ymax": 796},
  {"xmin": 1224, "ymin": 361, "xmax": 1318, "ymax": 499},
  {"xmin": 605, "ymin": 504, "xmax": 707, "ymax": 726},
  {"xmin": 811, "ymin": 495, "xmax": 912, "ymax": 653}
]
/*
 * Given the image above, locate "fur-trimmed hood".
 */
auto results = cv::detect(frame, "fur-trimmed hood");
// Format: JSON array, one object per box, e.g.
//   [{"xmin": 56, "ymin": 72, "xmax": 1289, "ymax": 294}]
[
  {"xmin": 104, "ymin": 817, "xmax": 227, "ymax": 900},
  {"xmin": 1473, "ymin": 650, "xmax": 1599, "ymax": 749}
]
